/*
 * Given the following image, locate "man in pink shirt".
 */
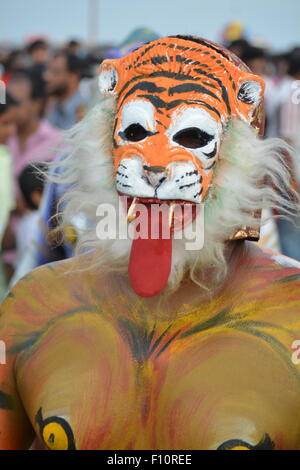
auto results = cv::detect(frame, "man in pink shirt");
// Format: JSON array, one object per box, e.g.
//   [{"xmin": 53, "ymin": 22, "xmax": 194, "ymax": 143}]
[
  {"xmin": 4, "ymin": 69, "xmax": 61, "ymax": 273},
  {"xmin": 7, "ymin": 69, "xmax": 61, "ymax": 197}
]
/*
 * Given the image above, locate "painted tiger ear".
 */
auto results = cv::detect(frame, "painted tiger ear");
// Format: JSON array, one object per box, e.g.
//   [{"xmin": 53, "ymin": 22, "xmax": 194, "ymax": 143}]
[
  {"xmin": 98, "ymin": 61, "xmax": 118, "ymax": 96},
  {"xmin": 237, "ymin": 76, "xmax": 265, "ymax": 110}
]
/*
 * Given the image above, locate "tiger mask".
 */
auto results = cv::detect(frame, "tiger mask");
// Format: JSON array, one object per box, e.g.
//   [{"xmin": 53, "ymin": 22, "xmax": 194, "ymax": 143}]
[
  {"xmin": 98, "ymin": 36, "xmax": 264, "ymax": 206},
  {"xmin": 97, "ymin": 36, "xmax": 264, "ymax": 296},
  {"xmin": 55, "ymin": 36, "xmax": 294, "ymax": 299}
]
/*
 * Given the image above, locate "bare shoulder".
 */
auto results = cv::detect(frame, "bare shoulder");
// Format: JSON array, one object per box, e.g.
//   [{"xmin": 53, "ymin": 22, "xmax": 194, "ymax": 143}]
[
  {"xmin": 0, "ymin": 254, "xmax": 97, "ymax": 349},
  {"xmin": 226, "ymin": 242, "xmax": 300, "ymax": 341},
  {"xmin": 261, "ymin": 248, "xmax": 300, "ymax": 271},
  {"xmin": 245, "ymin": 242, "xmax": 300, "ymax": 280}
]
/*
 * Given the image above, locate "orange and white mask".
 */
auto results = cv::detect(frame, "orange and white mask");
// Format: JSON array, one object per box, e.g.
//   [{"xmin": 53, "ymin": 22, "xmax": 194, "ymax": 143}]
[
  {"xmin": 99, "ymin": 36, "xmax": 265, "ymax": 205},
  {"xmin": 98, "ymin": 36, "xmax": 265, "ymax": 297}
]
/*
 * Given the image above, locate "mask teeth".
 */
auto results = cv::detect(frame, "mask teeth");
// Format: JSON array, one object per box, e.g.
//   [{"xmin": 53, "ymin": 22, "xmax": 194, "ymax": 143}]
[
  {"xmin": 127, "ymin": 197, "xmax": 137, "ymax": 223},
  {"xmin": 168, "ymin": 203, "xmax": 175, "ymax": 228}
]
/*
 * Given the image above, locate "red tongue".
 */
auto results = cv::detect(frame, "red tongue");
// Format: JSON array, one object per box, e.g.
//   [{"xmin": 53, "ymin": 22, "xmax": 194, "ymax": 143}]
[{"xmin": 128, "ymin": 205, "xmax": 172, "ymax": 297}]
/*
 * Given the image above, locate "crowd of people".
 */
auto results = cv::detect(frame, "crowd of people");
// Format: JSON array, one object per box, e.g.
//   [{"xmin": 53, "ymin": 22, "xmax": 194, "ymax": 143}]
[{"xmin": 0, "ymin": 32, "xmax": 300, "ymax": 301}]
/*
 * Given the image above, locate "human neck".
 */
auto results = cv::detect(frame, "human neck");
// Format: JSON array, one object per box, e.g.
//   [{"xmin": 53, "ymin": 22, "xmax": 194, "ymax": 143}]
[
  {"xmin": 100, "ymin": 241, "xmax": 246, "ymax": 323},
  {"xmin": 17, "ymin": 118, "xmax": 40, "ymax": 145},
  {"xmin": 159, "ymin": 241, "xmax": 242, "ymax": 313},
  {"xmin": 57, "ymin": 83, "xmax": 78, "ymax": 103}
]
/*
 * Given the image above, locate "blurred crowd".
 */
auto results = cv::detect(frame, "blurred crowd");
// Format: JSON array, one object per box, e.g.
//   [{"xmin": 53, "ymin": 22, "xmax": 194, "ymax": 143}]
[{"xmin": 1, "ymin": 29, "xmax": 300, "ymax": 300}]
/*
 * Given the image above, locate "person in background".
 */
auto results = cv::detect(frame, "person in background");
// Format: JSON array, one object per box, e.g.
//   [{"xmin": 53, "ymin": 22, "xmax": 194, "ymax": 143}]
[
  {"xmin": 263, "ymin": 52, "xmax": 292, "ymax": 138},
  {"xmin": 7, "ymin": 69, "xmax": 61, "ymax": 198},
  {"xmin": 227, "ymin": 39, "xmax": 250, "ymax": 59},
  {"xmin": 66, "ymin": 39, "xmax": 82, "ymax": 57},
  {"xmin": 10, "ymin": 163, "xmax": 47, "ymax": 286},
  {"xmin": 241, "ymin": 45, "xmax": 268, "ymax": 76},
  {"xmin": 0, "ymin": 50, "xmax": 25, "ymax": 85},
  {"xmin": 44, "ymin": 51, "xmax": 86, "ymax": 129},
  {"xmin": 241, "ymin": 44, "xmax": 285, "ymax": 252},
  {"xmin": 0, "ymin": 92, "xmax": 18, "ymax": 300},
  {"xmin": 240, "ymin": 46, "xmax": 272, "ymax": 132},
  {"xmin": 27, "ymin": 39, "xmax": 49, "ymax": 68},
  {"xmin": 280, "ymin": 51, "xmax": 300, "ymax": 151},
  {"xmin": 3, "ymin": 69, "xmax": 60, "ymax": 282},
  {"xmin": 277, "ymin": 51, "xmax": 300, "ymax": 260}
]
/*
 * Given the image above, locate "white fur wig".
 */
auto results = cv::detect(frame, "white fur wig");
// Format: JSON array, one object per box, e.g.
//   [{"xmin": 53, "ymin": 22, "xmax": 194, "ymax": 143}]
[{"xmin": 49, "ymin": 95, "xmax": 300, "ymax": 291}]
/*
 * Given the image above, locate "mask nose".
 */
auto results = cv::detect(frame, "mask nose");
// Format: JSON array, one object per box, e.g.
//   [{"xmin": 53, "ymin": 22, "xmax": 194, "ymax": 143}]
[{"xmin": 143, "ymin": 165, "xmax": 167, "ymax": 188}]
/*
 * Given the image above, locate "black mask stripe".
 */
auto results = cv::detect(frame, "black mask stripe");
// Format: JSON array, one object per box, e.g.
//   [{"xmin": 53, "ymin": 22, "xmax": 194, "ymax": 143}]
[
  {"xmin": 118, "ymin": 81, "xmax": 167, "ymax": 109},
  {"xmin": 189, "ymin": 101, "xmax": 221, "ymax": 118},
  {"xmin": 194, "ymin": 68, "xmax": 231, "ymax": 114},
  {"xmin": 151, "ymin": 56, "xmax": 169, "ymax": 65},
  {"xmin": 168, "ymin": 83, "xmax": 220, "ymax": 101},
  {"xmin": 112, "ymin": 117, "xmax": 118, "ymax": 135},
  {"xmin": 118, "ymin": 71, "xmax": 229, "ymax": 115},
  {"xmin": 136, "ymin": 94, "xmax": 221, "ymax": 118},
  {"xmin": 119, "ymin": 71, "xmax": 203, "ymax": 98},
  {"xmin": 203, "ymin": 142, "xmax": 217, "ymax": 159},
  {"xmin": 204, "ymin": 161, "xmax": 216, "ymax": 171}
]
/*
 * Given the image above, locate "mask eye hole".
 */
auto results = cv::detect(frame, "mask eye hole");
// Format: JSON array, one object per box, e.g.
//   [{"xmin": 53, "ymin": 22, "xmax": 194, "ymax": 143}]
[
  {"xmin": 173, "ymin": 127, "xmax": 214, "ymax": 149},
  {"xmin": 122, "ymin": 123, "xmax": 149, "ymax": 142}
]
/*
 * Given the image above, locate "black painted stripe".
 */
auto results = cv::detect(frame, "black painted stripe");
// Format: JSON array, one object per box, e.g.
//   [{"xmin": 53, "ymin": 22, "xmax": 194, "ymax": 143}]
[
  {"xmin": 175, "ymin": 55, "xmax": 195, "ymax": 65},
  {"xmin": 112, "ymin": 117, "xmax": 119, "ymax": 148},
  {"xmin": 156, "ymin": 120, "xmax": 167, "ymax": 129},
  {"xmin": 137, "ymin": 94, "xmax": 166, "ymax": 109},
  {"xmin": 179, "ymin": 181, "xmax": 199, "ymax": 189},
  {"xmin": 194, "ymin": 187, "xmax": 203, "ymax": 198},
  {"xmin": 175, "ymin": 46, "xmax": 191, "ymax": 51},
  {"xmin": 174, "ymin": 56, "xmax": 211, "ymax": 68},
  {"xmin": 151, "ymin": 56, "xmax": 168, "ymax": 65},
  {"xmin": 113, "ymin": 138, "xmax": 119, "ymax": 149},
  {"xmin": 203, "ymin": 142, "xmax": 217, "ymax": 159},
  {"xmin": 203, "ymin": 81, "xmax": 218, "ymax": 89},
  {"xmin": 119, "ymin": 71, "xmax": 202, "ymax": 98},
  {"xmin": 0, "ymin": 391, "xmax": 13, "ymax": 410},
  {"xmin": 133, "ymin": 59, "xmax": 150, "ymax": 68},
  {"xmin": 194, "ymin": 68, "xmax": 231, "ymax": 114},
  {"xmin": 118, "ymin": 70, "xmax": 230, "ymax": 116},
  {"xmin": 179, "ymin": 306, "xmax": 231, "ymax": 338},
  {"xmin": 112, "ymin": 117, "xmax": 118, "ymax": 135},
  {"xmin": 177, "ymin": 99, "xmax": 221, "ymax": 119},
  {"xmin": 136, "ymin": 94, "xmax": 221, "ymax": 118},
  {"xmin": 117, "ymin": 181, "xmax": 132, "ymax": 188},
  {"xmin": 133, "ymin": 43, "xmax": 158, "ymax": 65},
  {"xmin": 118, "ymin": 80, "xmax": 166, "ymax": 108},
  {"xmin": 116, "ymin": 170, "xmax": 128, "ymax": 178},
  {"xmin": 132, "ymin": 40, "xmax": 174, "ymax": 66},
  {"xmin": 169, "ymin": 36, "xmax": 230, "ymax": 61},
  {"xmin": 205, "ymin": 160, "xmax": 216, "ymax": 170},
  {"xmin": 168, "ymin": 83, "xmax": 220, "ymax": 101},
  {"xmin": 137, "ymin": 94, "xmax": 221, "ymax": 119}
]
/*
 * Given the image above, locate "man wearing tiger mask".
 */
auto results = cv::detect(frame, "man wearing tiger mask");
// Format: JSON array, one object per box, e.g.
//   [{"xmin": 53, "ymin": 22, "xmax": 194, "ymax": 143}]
[{"xmin": 1, "ymin": 35, "xmax": 300, "ymax": 450}]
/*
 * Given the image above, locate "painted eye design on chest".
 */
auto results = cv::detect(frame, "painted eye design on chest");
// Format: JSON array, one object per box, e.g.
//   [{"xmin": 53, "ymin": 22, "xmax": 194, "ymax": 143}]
[
  {"xmin": 217, "ymin": 433, "xmax": 275, "ymax": 450},
  {"xmin": 173, "ymin": 127, "xmax": 214, "ymax": 149},
  {"xmin": 35, "ymin": 407, "xmax": 76, "ymax": 450}
]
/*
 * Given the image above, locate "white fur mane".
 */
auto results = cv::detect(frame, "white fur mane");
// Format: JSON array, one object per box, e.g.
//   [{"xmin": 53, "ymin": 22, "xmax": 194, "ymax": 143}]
[{"xmin": 50, "ymin": 95, "xmax": 300, "ymax": 291}]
